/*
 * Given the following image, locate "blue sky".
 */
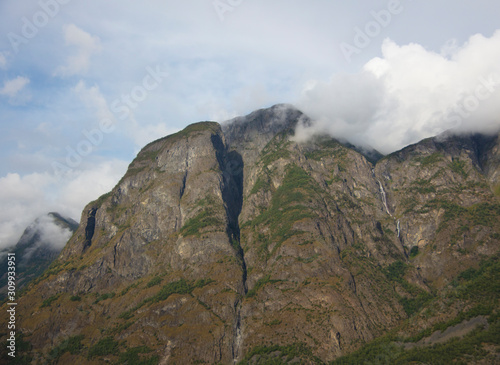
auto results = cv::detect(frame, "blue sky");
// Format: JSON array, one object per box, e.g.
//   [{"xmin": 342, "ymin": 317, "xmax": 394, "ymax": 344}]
[{"xmin": 1, "ymin": 0, "xmax": 499, "ymax": 248}]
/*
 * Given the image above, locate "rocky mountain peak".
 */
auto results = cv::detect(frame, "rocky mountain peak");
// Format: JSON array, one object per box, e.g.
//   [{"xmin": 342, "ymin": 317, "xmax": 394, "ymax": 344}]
[
  {"xmin": 2, "ymin": 105, "xmax": 499, "ymax": 364},
  {"xmin": 223, "ymin": 104, "xmax": 307, "ymax": 148}
]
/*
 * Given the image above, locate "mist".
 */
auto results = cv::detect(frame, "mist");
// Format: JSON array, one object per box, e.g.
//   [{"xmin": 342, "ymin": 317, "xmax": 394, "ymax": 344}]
[
  {"xmin": 20, "ymin": 215, "xmax": 74, "ymax": 262},
  {"xmin": 0, "ymin": 160, "xmax": 126, "ymax": 251},
  {"xmin": 295, "ymin": 31, "xmax": 500, "ymax": 154}
]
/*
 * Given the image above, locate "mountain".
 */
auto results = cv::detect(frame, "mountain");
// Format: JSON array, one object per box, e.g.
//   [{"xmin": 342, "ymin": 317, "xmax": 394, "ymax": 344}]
[
  {"xmin": 1, "ymin": 105, "xmax": 499, "ymax": 364},
  {"xmin": 0, "ymin": 212, "xmax": 78, "ymax": 298}
]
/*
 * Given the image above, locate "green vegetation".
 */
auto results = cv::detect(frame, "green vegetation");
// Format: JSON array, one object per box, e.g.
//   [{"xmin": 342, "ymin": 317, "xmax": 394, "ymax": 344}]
[
  {"xmin": 260, "ymin": 133, "xmax": 292, "ymax": 166},
  {"xmin": 42, "ymin": 262, "xmax": 65, "ymax": 278},
  {"xmin": 180, "ymin": 197, "xmax": 224, "ymax": 237},
  {"xmin": 265, "ymin": 319, "xmax": 282, "ymax": 326},
  {"xmin": 261, "ymin": 147, "xmax": 291, "ymax": 166},
  {"xmin": 135, "ymin": 150, "xmax": 159, "ymax": 163},
  {"xmin": 383, "ymin": 261, "xmax": 407, "ymax": 282},
  {"xmin": 249, "ymin": 170, "xmax": 272, "ymax": 196},
  {"xmin": 180, "ymin": 210, "xmax": 224, "ymax": 237},
  {"xmin": 146, "ymin": 276, "xmax": 163, "ymax": 288},
  {"xmin": 334, "ymin": 253, "xmax": 500, "ymax": 364},
  {"xmin": 239, "ymin": 342, "xmax": 322, "ymax": 364},
  {"xmin": 137, "ymin": 122, "xmax": 219, "ymax": 155},
  {"xmin": 401, "ymin": 196, "xmax": 418, "ymax": 214},
  {"xmin": 119, "ymin": 278, "xmax": 214, "ymax": 319},
  {"xmin": 405, "ymin": 304, "xmax": 495, "ymax": 343},
  {"xmin": 383, "ymin": 261, "xmax": 433, "ymax": 317},
  {"xmin": 49, "ymin": 335, "xmax": 84, "ymax": 362},
  {"xmin": 165, "ymin": 121, "xmax": 220, "ymax": 145},
  {"xmin": 438, "ymin": 201, "xmax": 468, "ymax": 226},
  {"xmin": 410, "ymin": 178, "xmax": 436, "ymax": 194},
  {"xmin": 423, "ymin": 199, "xmax": 500, "ymax": 231},
  {"xmin": 303, "ymin": 138, "xmax": 351, "ymax": 171},
  {"xmin": 120, "ymin": 281, "xmax": 141, "ymax": 296},
  {"xmin": 449, "ymin": 159, "xmax": 468, "ymax": 178},
  {"xmin": 87, "ymin": 337, "xmax": 119, "ymax": 359},
  {"xmin": 332, "ymin": 320, "xmax": 500, "ymax": 365},
  {"xmin": 404, "ymin": 254, "xmax": 500, "ymax": 343},
  {"xmin": 409, "ymin": 246, "xmax": 419, "ymax": 258},
  {"xmin": 297, "ymin": 254, "xmax": 319, "ymax": 264},
  {"xmin": 119, "ymin": 165, "xmax": 148, "ymax": 183},
  {"xmin": 40, "ymin": 294, "xmax": 60, "ymax": 308},
  {"xmin": 399, "ymin": 291, "xmax": 434, "ymax": 317},
  {"xmin": 453, "ymin": 254, "xmax": 500, "ymax": 301},
  {"xmin": 395, "ymin": 322, "xmax": 499, "ymax": 365},
  {"xmin": 416, "ymin": 152, "xmax": 443, "ymax": 167},
  {"xmin": 109, "ymin": 321, "xmax": 134, "ymax": 335},
  {"xmin": 70, "ymin": 295, "xmax": 81, "ymax": 301},
  {"xmin": 304, "ymin": 140, "xmax": 347, "ymax": 161},
  {"xmin": 246, "ymin": 275, "xmax": 281, "ymax": 298},
  {"xmin": 244, "ymin": 165, "xmax": 319, "ymax": 259},
  {"xmin": 330, "ymin": 338, "xmax": 401, "ymax": 365},
  {"xmin": 117, "ymin": 346, "xmax": 159, "ymax": 365},
  {"xmin": 91, "ymin": 191, "xmax": 112, "ymax": 209},
  {"xmin": 94, "ymin": 292, "xmax": 115, "ymax": 304},
  {"xmin": 467, "ymin": 203, "xmax": 500, "ymax": 226},
  {"xmin": 495, "ymin": 184, "xmax": 500, "ymax": 197},
  {"xmin": 152, "ymin": 278, "xmax": 204, "ymax": 303},
  {"xmin": 106, "ymin": 203, "xmax": 127, "ymax": 216}
]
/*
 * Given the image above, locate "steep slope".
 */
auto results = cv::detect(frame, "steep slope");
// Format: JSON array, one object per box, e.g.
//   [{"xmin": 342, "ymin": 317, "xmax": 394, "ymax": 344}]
[
  {"xmin": 1, "ymin": 105, "xmax": 499, "ymax": 364},
  {"xmin": 11, "ymin": 122, "xmax": 249, "ymax": 364},
  {"xmin": 0, "ymin": 212, "xmax": 78, "ymax": 297},
  {"xmin": 332, "ymin": 131, "xmax": 500, "ymax": 364},
  {"xmin": 375, "ymin": 133, "xmax": 500, "ymax": 288}
]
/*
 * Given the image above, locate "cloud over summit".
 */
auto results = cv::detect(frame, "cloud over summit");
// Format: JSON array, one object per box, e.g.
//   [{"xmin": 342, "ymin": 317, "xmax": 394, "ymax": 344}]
[{"xmin": 296, "ymin": 31, "xmax": 500, "ymax": 154}]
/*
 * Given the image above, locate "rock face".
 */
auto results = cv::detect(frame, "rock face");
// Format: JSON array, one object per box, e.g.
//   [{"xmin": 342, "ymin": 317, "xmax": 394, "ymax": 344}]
[
  {"xmin": 2, "ymin": 105, "xmax": 499, "ymax": 364},
  {"xmin": 0, "ymin": 212, "xmax": 78, "ymax": 297}
]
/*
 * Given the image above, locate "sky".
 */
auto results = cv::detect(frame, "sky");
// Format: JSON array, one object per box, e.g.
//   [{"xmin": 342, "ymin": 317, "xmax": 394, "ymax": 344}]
[{"xmin": 0, "ymin": 0, "xmax": 499, "ymax": 249}]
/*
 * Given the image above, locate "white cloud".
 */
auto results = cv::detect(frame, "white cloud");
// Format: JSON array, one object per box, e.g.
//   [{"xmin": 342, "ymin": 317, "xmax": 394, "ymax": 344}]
[
  {"xmin": 73, "ymin": 80, "xmax": 115, "ymax": 123},
  {"xmin": 296, "ymin": 31, "xmax": 500, "ymax": 154},
  {"xmin": 20, "ymin": 215, "xmax": 74, "ymax": 261},
  {"xmin": 0, "ymin": 172, "xmax": 53, "ymax": 250},
  {"xmin": 55, "ymin": 24, "xmax": 102, "ymax": 77},
  {"xmin": 0, "ymin": 76, "xmax": 30, "ymax": 98},
  {"xmin": 0, "ymin": 160, "xmax": 128, "ymax": 250},
  {"xmin": 57, "ymin": 160, "xmax": 128, "ymax": 219},
  {"xmin": 37, "ymin": 216, "xmax": 74, "ymax": 251}
]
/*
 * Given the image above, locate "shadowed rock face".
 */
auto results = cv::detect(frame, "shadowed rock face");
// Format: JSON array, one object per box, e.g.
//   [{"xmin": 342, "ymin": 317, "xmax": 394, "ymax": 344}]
[{"xmin": 3, "ymin": 105, "xmax": 499, "ymax": 364}]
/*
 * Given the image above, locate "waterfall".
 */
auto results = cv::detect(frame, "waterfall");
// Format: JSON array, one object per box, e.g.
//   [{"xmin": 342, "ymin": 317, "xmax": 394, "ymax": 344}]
[
  {"xmin": 377, "ymin": 180, "xmax": 392, "ymax": 217},
  {"xmin": 397, "ymin": 220, "xmax": 400, "ymax": 238}
]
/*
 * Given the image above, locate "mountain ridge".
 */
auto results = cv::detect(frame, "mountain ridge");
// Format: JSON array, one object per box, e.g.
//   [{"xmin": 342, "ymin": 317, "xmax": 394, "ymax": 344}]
[{"xmin": 1, "ymin": 104, "xmax": 499, "ymax": 364}]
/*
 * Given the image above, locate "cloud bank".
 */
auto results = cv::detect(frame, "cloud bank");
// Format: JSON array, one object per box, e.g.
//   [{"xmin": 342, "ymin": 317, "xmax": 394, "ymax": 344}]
[
  {"xmin": 19, "ymin": 214, "xmax": 74, "ymax": 262},
  {"xmin": 296, "ymin": 31, "xmax": 500, "ymax": 154},
  {"xmin": 0, "ymin": 160, "xmax": 128, "ymax": 250}
]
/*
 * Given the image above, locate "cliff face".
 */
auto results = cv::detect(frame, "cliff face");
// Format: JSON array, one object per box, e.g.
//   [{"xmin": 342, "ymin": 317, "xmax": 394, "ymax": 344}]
[{"xmin": 3, "ymin": 105, "xmax": 499, "ymax": 364}]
